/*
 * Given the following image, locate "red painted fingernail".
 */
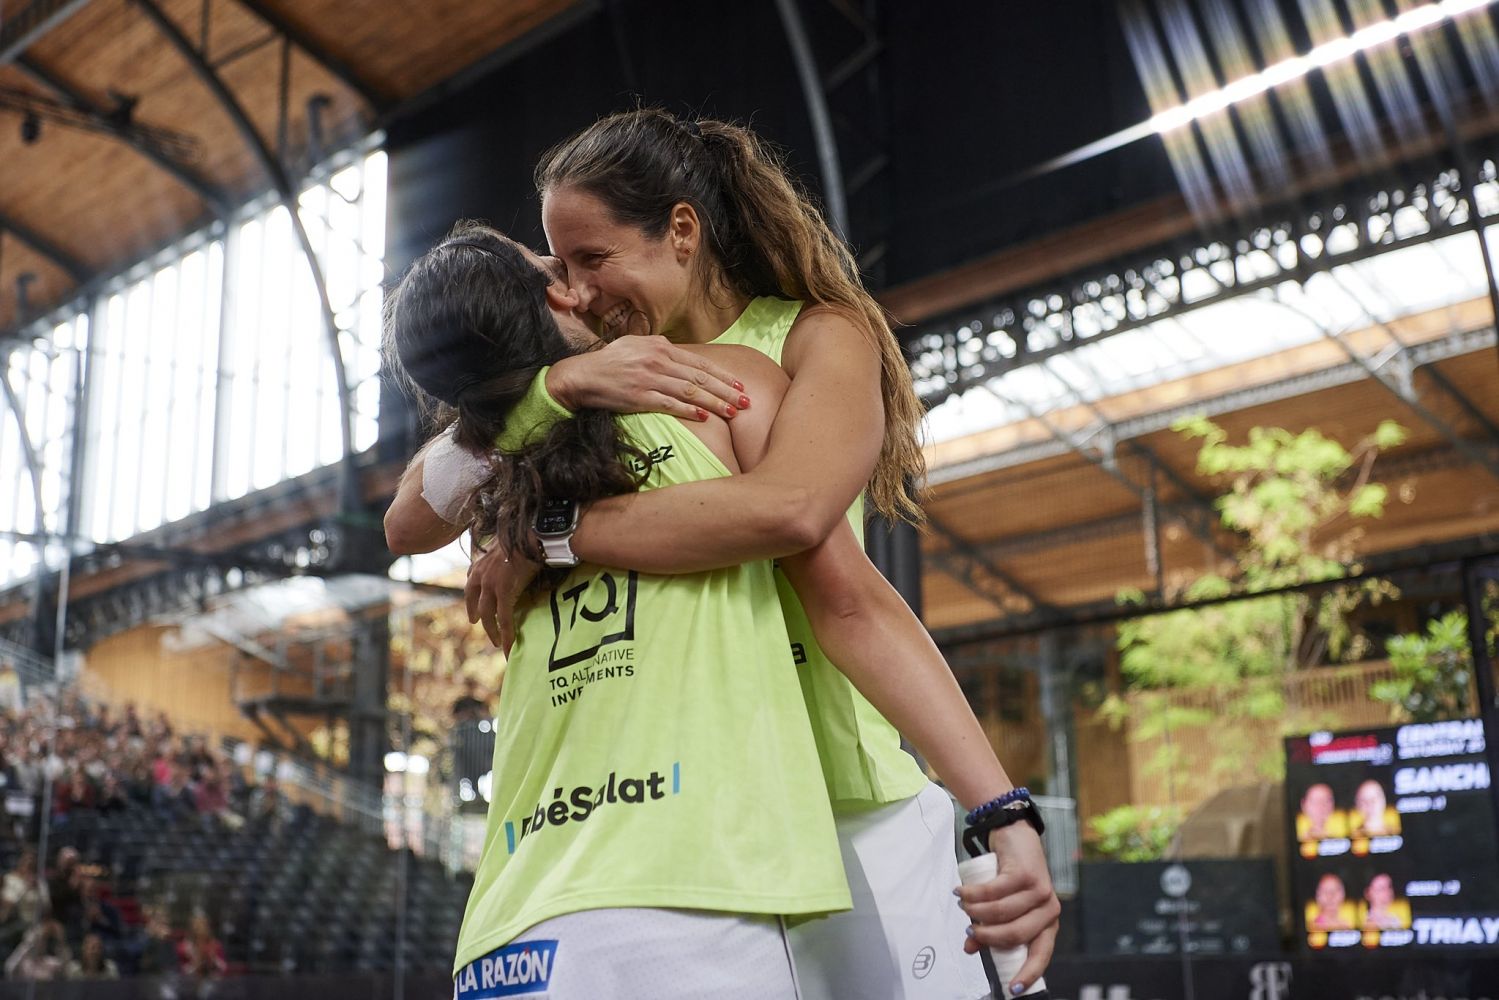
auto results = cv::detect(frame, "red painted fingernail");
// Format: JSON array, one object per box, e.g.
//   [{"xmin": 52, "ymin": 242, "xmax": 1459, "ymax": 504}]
[
  {"xmin": 738, "ymin": 395, "xmax": 751, "ymax": 409},
  {"xmin": 695, "ymin": 407, "xmax": 709, "ymax": 421},
  {"xmin": 732, "ymin": 380, "xmax": 745, "ymax": 391},
  {"xmin": 725, "ymin": 405, "xmax": 737, "ymax": 418}
]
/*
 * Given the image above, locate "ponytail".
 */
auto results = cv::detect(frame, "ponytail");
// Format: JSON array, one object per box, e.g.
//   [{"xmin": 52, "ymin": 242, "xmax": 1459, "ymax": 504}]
[{"xmin": 537, "ymin": 109, "xmax": 927, "ymax": 523}]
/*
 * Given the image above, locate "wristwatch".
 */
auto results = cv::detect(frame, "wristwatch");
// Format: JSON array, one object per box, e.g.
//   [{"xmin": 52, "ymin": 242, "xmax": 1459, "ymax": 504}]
[
  {"xmin": 962, "ymin": 799, "xmax": 1046, "ymax": 858},
  {"xmin": 534, "ymin": 499, "xmax": 581, "ymax": 567}
]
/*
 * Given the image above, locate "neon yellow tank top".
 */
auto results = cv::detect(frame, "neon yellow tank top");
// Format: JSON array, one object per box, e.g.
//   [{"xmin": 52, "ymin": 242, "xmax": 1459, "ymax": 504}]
[
  {"xmin": 710, "ymin": 297, "xmax": 927, "ymax": 808},
  {"xmin": 453, "ymin": 410, "xmax": 851, "ymax": 973}
]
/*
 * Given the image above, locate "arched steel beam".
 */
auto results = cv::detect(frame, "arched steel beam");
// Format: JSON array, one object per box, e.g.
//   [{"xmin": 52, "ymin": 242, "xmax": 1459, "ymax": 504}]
[
  {"xmin": 0, "ymin": 354, "xmax": 49, "ymax": 539},
  {"xmin": 927, "ymin": 512, "xmax": 1055, "ymax": 615},
  {"xmin": 0, "ymin": 208, "xmax": 88, "ymax": 283},
  {"xmin": 133, "ymin": 0, "xmax": 358, "ymax": 510},
  {"xmin": 14, "ymin": 55, "xmax": 232, "ymax": 215},
  {"xmin": 0, "ymin": 0, "xmax": 92, "ymax": 66},
  {"xmin": 774, "ymin": 0, "xmax": 849, "ymax": 237},
  {"xmin": 232, "ymin": 0, "xmax": 392, "ymax": 113},
  {"xmin": 1271, "ymin": 293, "xmax": 1499, "ymax": 485}
]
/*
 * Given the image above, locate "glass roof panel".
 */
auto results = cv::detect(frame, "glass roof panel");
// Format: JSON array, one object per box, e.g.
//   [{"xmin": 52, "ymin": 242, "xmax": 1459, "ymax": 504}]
[{"xmin": 924, "ymin": 233, "xmax": 1488, "ymax": 446}]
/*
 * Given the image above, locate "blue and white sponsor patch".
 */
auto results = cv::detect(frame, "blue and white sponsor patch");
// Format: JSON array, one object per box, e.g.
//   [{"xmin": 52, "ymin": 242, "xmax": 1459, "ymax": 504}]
[{"xmin": 454, "ymin": 940, "xmax": 558, "ymax": 999}]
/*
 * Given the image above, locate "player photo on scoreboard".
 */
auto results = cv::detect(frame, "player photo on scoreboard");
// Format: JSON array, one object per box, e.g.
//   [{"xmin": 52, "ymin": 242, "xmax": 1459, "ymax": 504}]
[{"xmin": 1285, "ymin": 721, "xmax": 1499, "ymax": 953}]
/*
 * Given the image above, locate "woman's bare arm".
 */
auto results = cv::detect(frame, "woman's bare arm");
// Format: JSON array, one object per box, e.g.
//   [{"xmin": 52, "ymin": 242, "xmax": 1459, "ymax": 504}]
[
  {"xmin": 722, "ymin": 348, "xmax": 1060, "ymax": 983},
  {"xmin": 386, "ymin": 333, "xmax": 748, "ymax": 557},
  {"xmin": 718, "ymin": 347, "xmax": 1012, "ymax": 808},
  {"xmin": 385, "ymin": 437, "xmax": 469, "ymax": 555},
  {"xmin": 483, "ymin": 310, "xmax": 885, "ymax": 581},
  {"xmin": 466, "ymin": 311, "xmax": 886, "ymax": 631}
]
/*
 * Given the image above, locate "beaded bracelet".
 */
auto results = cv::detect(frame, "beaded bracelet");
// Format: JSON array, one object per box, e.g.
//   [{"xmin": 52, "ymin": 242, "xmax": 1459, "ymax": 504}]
[{"xmin": 965, "ymin": 787, "xmax": 1031, "ymax": 827}]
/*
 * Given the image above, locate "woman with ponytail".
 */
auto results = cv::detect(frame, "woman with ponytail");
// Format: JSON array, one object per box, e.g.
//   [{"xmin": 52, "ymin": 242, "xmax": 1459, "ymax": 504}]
[
  {"xmin": 386, "ymin": 223, "xmax": 852, "ymax": 999},
  {"xmin": 392, "ymin": 110, "xmax": 1059, "ymax": 998}
]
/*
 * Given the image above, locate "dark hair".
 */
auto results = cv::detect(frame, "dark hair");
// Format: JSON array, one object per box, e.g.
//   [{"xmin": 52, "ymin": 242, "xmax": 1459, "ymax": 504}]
[
  {"xmin": 536, "ymin": 108, "xmax": 926, "ymax": 522},
  {"xmin": 382, "ymin": 221, "xmax": 647, "ymax": 560}
]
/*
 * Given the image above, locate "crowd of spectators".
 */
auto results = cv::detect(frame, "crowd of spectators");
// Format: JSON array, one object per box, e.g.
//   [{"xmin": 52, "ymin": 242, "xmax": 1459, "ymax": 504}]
[{"xmin": 0, "ymin": 662, "xmax": 279, "ymax": 987}]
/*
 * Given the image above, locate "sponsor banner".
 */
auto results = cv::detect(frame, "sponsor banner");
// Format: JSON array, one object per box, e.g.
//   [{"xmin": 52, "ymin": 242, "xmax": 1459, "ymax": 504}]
[
  {"xmin": 1079, "ymin": 858, "xmax": 1279, "ymax": 956},
  {"xmin": 455, "ymin": 940, "xmax": 558, "ymax": 999},
  {"xmin": 1044, "ymin": 952, "xmax": 1499, "ymax": 999}
]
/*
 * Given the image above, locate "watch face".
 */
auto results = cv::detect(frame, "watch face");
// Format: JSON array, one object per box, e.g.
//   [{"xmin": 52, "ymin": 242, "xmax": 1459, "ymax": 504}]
[{"xmin": 536, "ymin": 500, "xmax": 576, "ymax": 535}]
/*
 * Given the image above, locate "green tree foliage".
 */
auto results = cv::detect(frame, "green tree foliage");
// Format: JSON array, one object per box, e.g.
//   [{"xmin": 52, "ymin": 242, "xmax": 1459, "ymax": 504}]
[
  {"xmin": 1085, "ymin": 804, "xmax": 1184, "ymax": 862},
  {"xmin": 1370, "ymin": 611, "xmax": 1473, "ymax": 723},
  {"xmin": 1098, "ymin": 417, "xmax": 1407, "ymax": 798}
]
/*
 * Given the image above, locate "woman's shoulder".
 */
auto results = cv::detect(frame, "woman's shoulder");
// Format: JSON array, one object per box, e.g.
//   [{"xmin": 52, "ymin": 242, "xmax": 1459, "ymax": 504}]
[{"xmin": 680, "ymin": 343, "xmax": 788, "ymax": 392}]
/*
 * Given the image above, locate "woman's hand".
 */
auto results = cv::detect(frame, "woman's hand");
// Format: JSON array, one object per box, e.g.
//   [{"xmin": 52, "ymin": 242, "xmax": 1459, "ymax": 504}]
[
  {"xmin": 546, "ymin": 336, "xmax": 749, "ymax": 421},
  {"xmin": 955, "ymin": 823, "xmax": 1060, "ymax": 994},
  {"xmin": 465, "ymin": 544, "xmax": 540, "ymax": 653}
]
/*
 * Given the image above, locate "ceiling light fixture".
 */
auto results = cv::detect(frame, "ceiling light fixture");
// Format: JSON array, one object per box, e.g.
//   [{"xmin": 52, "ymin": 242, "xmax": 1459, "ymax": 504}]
[{"xmin": 1150, "ymin": 0, "xmax": 1495, "ymax": 135}]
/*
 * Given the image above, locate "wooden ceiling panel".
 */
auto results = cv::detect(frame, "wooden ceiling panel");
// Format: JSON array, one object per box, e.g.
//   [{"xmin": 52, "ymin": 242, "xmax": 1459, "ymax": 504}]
[
  {"xmin": 1360, "ymin": 465, "xmax": 1499, "ymax": 552},
  {"xmin": 31, "ymin": 1, "xmax": 191, "ymax": 113},
  {"xmin": 921, "ymin": 570, "xmax": 1010, "ymax": 632},
  {"xmin": 253, "ymin": 0, "xmax": 579, "ymax": 98},
  {"xmin": 3, "ymin": 0, "xmax": 580, "ymax": 327},
  {"xmin": 1124, "ymin": 374, "xmax": 1457, "ymax": 493},
  {"xmin": 1217, "ymin": 381, "xmax": 1445, "ymax": 452},
  {"xmin": 920, "ymin": 460, "xmax": 1499, "ymax": 634},
  {"xmin": 1428, "ymin": 352, "xmax": 1499, "ymax": 430},
  {"xmin": 219, "ymin": 42, "xmax": 372, "ymax": 189},
  {"xmin": 1, "ymin": 92, "xmax": 208, "ymax": 268},
  {"xmin": 929, "ymin": 453, "xmax": 1080, "ymax": 505},
  {"xmin": 38, "ymin": 0, "xmax": 273, "ymax": 198},
  {"xmin": 3, "ymin": 116, "xmax": 208, "ymax": 264},
  {"xmin": 0, "ymin": 240, "xmax": 74, "ymax": 333},
  {"xmin": 1001, "ymin": 533, "xmax": 1152, "ymax": 608},
  {"xmin": 928, "ymin": 457, "xmax": 1141, "ymax": 545}
]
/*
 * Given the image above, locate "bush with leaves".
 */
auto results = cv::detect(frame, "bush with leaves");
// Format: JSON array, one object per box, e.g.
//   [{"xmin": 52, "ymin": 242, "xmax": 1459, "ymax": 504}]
[
  {"xmin": 1085, "ymin": 804, "xmax": 1184, "ymax": 862},
  {"xmin": 1370, "ymin": 610, "xmax": 1474, "ymax": 723}
]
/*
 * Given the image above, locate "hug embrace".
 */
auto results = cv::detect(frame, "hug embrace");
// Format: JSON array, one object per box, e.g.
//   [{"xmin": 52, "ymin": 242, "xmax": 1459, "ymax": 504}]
[{"xmin": 383, "ymin": 108, "xmax": 1059, "ymax": 1000}]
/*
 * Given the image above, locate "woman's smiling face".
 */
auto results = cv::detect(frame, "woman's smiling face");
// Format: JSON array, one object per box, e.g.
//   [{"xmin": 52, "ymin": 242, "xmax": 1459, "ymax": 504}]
[{"xmin": 541, "ymin": 185, "xmax": 696, "ymax": 342}]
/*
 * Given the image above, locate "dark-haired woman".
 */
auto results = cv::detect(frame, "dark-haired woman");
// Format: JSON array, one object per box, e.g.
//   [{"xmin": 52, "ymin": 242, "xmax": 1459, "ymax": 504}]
[
  {"xmin": 387, "ymin": 227, "xmax": 851, "ymax": 998},
  {"xmin": 393, "ymin": 111, "xmax": 1058, "ymax": 999}
]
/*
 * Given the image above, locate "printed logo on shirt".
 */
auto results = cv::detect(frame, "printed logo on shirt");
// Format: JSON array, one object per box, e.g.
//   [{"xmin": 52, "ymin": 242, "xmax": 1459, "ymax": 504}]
[
  {"xmin": 629, "ymin": 442, "xmax": 676, "ymax": 475},
  {"xmin": 503, "ymin": 762, "xmax": 681, "ymax": 854},
  {"xmin": 455, "ymin": 939, "xmax": 557, "ymax": 999},
  {"xmin": 548, "ymin": 570, "xmax": 638, "ymax": 671}
]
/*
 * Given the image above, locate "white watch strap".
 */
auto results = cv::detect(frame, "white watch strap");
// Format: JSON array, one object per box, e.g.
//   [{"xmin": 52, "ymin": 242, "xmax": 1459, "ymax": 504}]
[{"xmin": 540, "ymin": 535, "xmax": 579, "ymax": 567}]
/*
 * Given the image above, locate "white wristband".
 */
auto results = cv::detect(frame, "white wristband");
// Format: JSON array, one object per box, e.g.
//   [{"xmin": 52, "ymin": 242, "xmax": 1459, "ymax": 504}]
[{"xmin": 420, "ymin": 428, "xmax": 493, "ymax": 525}]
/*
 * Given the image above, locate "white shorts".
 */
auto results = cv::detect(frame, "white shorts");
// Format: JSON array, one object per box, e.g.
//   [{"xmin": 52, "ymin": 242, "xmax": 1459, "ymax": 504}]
[
  {"xmin": 455, "ymin": 908, "xmax": 800, "ymax": 1000},
  {"xmin": 789, "ymin": 782, "xmax": 992, "ymax": 1000}
]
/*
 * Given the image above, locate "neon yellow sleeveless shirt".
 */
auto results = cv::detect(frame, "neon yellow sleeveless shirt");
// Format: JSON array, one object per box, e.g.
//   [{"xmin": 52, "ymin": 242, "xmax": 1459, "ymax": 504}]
[
  {"xmin": 453, "ymin": 410, "xmax": 850, "ymax": 973},
  {"xmin": 709, "ymin": 296, "xmax": 927, "ymax": 808},
  {"xmin": 501, "ymin": 298, "xmax": 928, "ymax": 808}
]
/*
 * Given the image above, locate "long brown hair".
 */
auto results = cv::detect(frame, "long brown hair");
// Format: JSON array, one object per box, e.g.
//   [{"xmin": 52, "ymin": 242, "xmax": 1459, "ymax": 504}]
[
  {"xmin": 536, "ymin": 109, "xmax": 926, "ymax": 522},
  {"xmin": 382, "ymin": 221, "xmax": 648, "ymax": 561}
]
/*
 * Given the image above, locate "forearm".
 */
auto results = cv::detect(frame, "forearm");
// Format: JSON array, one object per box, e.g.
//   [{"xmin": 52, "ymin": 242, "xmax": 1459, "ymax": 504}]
[
  {"xmin": 566, "ymin": 325, "xmax": 883, "ymax": 575},
  {"xmin": 571, "ymin": 473, "xmax": 820, "ymax": 573},
  {"xmin": 779, "ymin": 533, "xmax": 1014, "ymax": 811}
]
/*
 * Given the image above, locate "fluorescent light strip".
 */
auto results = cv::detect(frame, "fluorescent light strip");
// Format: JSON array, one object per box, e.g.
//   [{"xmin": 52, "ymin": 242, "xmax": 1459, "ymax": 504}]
[{"xmin": 1149, "ymin": 0, "xmax": 1496, "ymax": 134}]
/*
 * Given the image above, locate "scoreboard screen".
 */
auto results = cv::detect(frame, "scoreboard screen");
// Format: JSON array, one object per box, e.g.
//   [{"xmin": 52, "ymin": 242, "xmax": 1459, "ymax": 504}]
[{"xmin": 1285, "ymin": 719, "xmax": 1499, "ymax": 952}]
